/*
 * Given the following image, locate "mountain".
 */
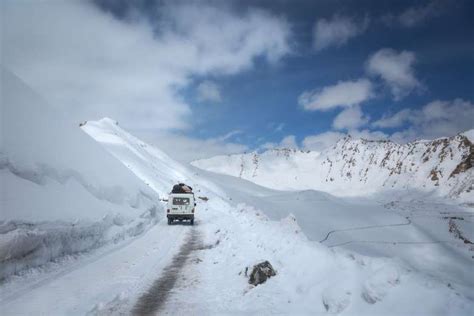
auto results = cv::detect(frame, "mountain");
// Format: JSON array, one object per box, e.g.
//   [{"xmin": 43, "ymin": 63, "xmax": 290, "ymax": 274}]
[{"xmin": 192, "ymin": 132, "xmax": 474, "ymax": 202}]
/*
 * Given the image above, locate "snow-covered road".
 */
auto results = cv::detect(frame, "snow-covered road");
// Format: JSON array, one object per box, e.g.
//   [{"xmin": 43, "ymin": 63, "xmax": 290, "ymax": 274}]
[
  {"xmin": 132, "ymin": 227, "xmax": 202, "ymax": 315},
  {"xmin": 1, "ymin": 221, "xmax": 189, "ymax": 315}
]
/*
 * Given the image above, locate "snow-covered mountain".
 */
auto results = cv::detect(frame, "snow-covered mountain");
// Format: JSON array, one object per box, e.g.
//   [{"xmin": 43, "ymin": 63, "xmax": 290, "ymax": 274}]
[{"xmin": 192, "ymin": 132, "xmax": 474, "ymax": 201}]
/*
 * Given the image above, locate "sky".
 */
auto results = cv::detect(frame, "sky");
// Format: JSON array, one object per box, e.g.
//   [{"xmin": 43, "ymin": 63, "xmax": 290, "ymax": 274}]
[{"xmin": 2, "ymin": 0, "xmax": 474, "ymax": 162}]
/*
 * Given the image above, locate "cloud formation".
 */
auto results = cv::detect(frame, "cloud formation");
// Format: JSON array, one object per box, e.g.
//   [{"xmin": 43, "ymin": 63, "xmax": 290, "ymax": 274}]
[
  {"xmin": 197, "ymin": 81, "xmax": 222, "ymax": 103},
  {"xmin": 139, "ymin": 130, "xmax": 248, "ymax": 163},
  {"xmin": 302, "ymin": 131, "xmax": 345, "ymax": 151},
  {"xmin": 374, "ymin": 98, "xmax": 474, "ymax": 141},
  {"xmin": 298, "ymin": 78, "xmax": 373, "ymax": 111},
  {"xmin": 383, "ymin": 0, "xmax": 446, "ymax": 28},
  {"xmin": 313, "ymin": 15, "xmax": 369, "ymax": 51},
  {"xmin": 302, "ymin": 129, "xmax": 387, "ymax": 152},
  {"xmin": 366, "ymin": 48, "xmax": 421, "ymax": 100},
  {"xmin": 2, "ymin": 1, "xmax": 291, "ymax": 132},
  {"xmin": 372, "ymin": 108, "xmax": 412, "ymax": 128},
  {"xmin": 260, "ymin": 135, "xmax": 298, "ymax": 150},
  {"xmin": 332, "ymin": 105, "xmax": 369, "ymax": 130},
  {"xmin": 2, "ymin": 1, "xmax": 292, "ymax": 161}
]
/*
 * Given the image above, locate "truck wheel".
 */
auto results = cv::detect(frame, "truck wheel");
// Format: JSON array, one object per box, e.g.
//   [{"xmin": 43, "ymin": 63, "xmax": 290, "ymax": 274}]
[
  {"xmin": 190, "ymin": 219, "xmax": 194, "ymax": 225},
  {"xmin": 167, "ymin": 218, "xmax": 172, "ymax": 225}
]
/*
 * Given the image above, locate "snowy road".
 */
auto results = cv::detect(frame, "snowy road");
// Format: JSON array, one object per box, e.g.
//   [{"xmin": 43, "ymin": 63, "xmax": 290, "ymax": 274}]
[
  {"xmin": 1, "ymin": 221, "xmax": 189, "ymax": 315},
  {"xmin": 132, "ymin": 228, "xmax": 202, "ymax": 315}
]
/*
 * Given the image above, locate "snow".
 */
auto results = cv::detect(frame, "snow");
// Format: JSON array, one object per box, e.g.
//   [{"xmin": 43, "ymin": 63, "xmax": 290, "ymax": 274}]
[
  {"xmin": 192, "ymin": 134, "xmax": 474, "ymax": 202},
  {"xmin": 1, "ymin": 68, "xmax": 473, "ymax": 314},
  {"xmin": 1, "ymin": 221, "xmax": 187, "ymax": 315},
  {"xmin": 462, "ymin": 129, "xmax": 474, "ymax": 143},
  {"xmin": 193, "ymin": 168, "xmax": 474, "ymax": 297},
  {"xmin": 0, "ymin": 68, "xmax": 160, "ymax": 279}
]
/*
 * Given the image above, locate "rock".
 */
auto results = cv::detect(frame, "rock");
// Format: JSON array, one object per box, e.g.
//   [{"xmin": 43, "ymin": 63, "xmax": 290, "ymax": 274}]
[{"xmin": 247, "ymin": 261, "xmax": 276, "ymax": 286}]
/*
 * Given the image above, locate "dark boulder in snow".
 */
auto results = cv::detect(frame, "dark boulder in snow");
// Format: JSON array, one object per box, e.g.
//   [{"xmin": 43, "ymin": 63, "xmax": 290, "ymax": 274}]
[{"xmin": 247, "ymin": 260, "xmax": 276, "ymax": 286}]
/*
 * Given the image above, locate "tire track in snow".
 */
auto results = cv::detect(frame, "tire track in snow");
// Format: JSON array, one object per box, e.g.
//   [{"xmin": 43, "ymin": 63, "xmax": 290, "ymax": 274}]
[
  {"xmin": 319, "ymin": 217, "xmax": 412, "ymax": 243},
  {"xmin": 132, "ymin": 228, "xmax": 202, "ymax": 316}
]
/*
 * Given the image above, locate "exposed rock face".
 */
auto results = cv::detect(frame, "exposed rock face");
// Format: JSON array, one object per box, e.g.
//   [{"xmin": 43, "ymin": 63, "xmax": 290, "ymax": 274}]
[
  {"xmin": 247, "ymin": 261, "xmax": 276, "ymax": 286},
  {"xmin": 192, "ymin": 131, "xmax": 474, "ymax": 200}
]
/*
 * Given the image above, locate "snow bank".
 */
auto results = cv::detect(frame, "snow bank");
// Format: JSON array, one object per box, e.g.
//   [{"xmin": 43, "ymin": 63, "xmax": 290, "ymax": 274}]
[
  {"xmin": 0, "ymin": 68, "xmax": 161, "ymax": 278},
  {"xmin": 1, "ymin": 68, "xmax": 158, "ymax": 219},
  {"xmin": 0, "ymin": 207, "xmax": 159, "ymax": 280}
]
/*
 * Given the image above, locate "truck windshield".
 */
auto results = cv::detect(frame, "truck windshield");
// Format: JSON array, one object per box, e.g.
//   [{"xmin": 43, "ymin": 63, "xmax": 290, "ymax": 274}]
[{"xmin": 173, "ymin": 197, "xmax": 190, "ymax": 205}]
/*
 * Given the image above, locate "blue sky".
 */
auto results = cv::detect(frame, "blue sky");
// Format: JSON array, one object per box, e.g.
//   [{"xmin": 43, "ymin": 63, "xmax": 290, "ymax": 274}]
[
  {"xmin": 181, "ymin": 0, "xmax": 474, "ymax": 150},
  {"xmin": 3, "ymin": 0, "xmax": 474, "ymax": 161}
]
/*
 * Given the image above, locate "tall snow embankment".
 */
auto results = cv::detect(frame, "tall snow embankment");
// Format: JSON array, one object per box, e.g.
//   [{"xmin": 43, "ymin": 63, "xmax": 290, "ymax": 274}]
[{"xmin": 0, "ymin": 68, "xmax": 160, "ymax": 279}]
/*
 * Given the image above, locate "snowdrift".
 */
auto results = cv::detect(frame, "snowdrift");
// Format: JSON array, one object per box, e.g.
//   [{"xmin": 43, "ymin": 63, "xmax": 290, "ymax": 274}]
[{"xmin": 0, "ymin": 68, "xmax": 160, "ymax": 279}]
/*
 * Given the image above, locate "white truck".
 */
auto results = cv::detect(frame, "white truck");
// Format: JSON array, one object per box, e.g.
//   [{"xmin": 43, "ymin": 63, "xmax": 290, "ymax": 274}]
[{"xmin": 167, "ymin": 193, "xmax": 195, "ymax": 225}]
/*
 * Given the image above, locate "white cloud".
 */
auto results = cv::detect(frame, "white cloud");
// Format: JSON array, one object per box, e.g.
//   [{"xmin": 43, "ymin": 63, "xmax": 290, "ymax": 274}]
[
  {"xmin": 217, "ymin": 130, "xmax": 243, "ymax": 142},
  {"xmin": 366, "ymin": 48, "xmax": 420, "ymax": 100},
  {"xmin": 138, "ymin": 130, "xmax": 248, "ymax": 163},
  {"xmin": 374, "ymin": 98, "xmax": 474, "ymax": 141},
  {"xmin": 260, "ymin": 134, "xmax": 298, "ymax": 150},
  {"xmin": 302, "ymin": 129, "xmax": 388, "ymax": 151},
  {"xmin": 383, "ymin": 0, "xmax": 446, "ymax": 28},
  {"xmin": 372, "ymin": 108, "xmax": 412, "ymax": 128},
  {"xmin": 2, "ymin": 1, "xmax": 291, "ymax": 133},
  {"xmin": 298, "ymin": 78, "xmax": 373, "ymax": 111},
  {"xmin": 280, "ymin": 135, "xmax": 298, "ymax": 149},
  {"xmin": 350, "ymin": 129, "xmax": 389, "ymax": 141},
  {"xmin": 266, "ymin": 122, "xmax": 285, "ymax": 133},
  {"xmin": 313, "ymin": 15, "xmax": 368, "ymax": 51},
  {"xmin": 196, "ymin": 81, "xmax": 222, "ymax": 103},
  {"xmin": 275, "ymin": 123, "xmax": 285, "ymax": 132},
  {"xmin": 332, "ymin": 105, "xmax": 369, "ymax": 130},
  {"xmin": 302, "ymin": 131, "xmax": 345, "ymax": 151}
]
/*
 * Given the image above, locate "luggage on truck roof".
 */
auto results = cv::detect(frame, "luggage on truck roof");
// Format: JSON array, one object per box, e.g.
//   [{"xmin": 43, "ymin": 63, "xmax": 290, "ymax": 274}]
[{"xmin": 172, "ymin": 183, "xmax": 193, "ymax": 194}]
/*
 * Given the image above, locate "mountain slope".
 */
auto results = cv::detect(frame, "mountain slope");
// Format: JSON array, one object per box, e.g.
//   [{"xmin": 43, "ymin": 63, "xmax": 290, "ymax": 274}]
[
  {"xmin": 192, "ymin": 133, "xmax": 474, "ymax": 201},
  {"xmin": 80, "ymin": 118, "xmax": 224, "ymax": 199}
]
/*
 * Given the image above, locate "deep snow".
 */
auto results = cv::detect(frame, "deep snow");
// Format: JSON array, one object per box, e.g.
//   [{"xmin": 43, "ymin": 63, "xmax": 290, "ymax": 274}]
[
  {"xmin": 193, "ymin": 168, "xmax": 474, "ymax": 299},
  {"xmin": 0, "ymin": 69, "xmax": 160, "ymax": 279},
  {"xmin": 1, "ymin": 69, "xmax": 473, "ymax": 314}
]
